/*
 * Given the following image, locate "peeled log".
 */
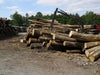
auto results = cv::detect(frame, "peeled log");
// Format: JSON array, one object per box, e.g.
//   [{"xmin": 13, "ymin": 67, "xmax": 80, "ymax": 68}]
[
  {"xmin": 69, "ymin": 31, "xmax": 100, "ymax": 42},
  {"xmin": 84, "ymin": 41, "xmax": 100, "ymax": 49},
  {"xmin": 63, "ymin": 41, "xmax": 83, "ymax": 49},
  {"xmin": 89, "ymin": 50, "xmax": 100, "ymax": 62},
  {"xmin": 85, "ymin": 46, "xmax": 100, "ymax": 57},
  {"xmin": 52, "ymin": 33, "xmax": 76, "ymax": 42}
]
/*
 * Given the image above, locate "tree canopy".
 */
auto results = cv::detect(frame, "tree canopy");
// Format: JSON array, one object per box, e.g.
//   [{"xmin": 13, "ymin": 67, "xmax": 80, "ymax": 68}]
[{"xmin": 10, "ymin": 11, "xmax": 100, "ymax": 26}]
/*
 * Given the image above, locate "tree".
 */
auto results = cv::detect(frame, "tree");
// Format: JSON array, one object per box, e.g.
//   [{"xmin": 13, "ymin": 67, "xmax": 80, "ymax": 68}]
[
  {"xmin": 10, "ymin": 12, "xmax": 23, "ymax": 26},
  {"xmin": 28, "ymin": 15, "xmax": 34, "ymax": 20},
  {"xmin": 35, "ymin": 12, "xmax": 43, "ymax": 18}
]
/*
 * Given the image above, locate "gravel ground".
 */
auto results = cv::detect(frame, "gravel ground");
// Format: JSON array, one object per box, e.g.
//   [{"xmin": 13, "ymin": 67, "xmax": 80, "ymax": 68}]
[{"xmin": 0, "ymin": 35, "xmax": 100, "ymax": 75}]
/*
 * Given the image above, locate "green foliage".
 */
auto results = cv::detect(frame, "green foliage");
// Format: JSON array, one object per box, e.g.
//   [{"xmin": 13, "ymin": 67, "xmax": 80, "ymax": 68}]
[
  {"xmin": 10, "ymin": 11, "xmax": 100, "ymax": 27},
  {"xmin": 10, "ymin": 12, "xmax": 30, "ymax": 26},
  {"xmin": 35, "ymin": 12, "xmax": 43, "ymax": 18},
  {"xmin": 10, "ymin": 12, "xmax": 23, "ymax": 26}
]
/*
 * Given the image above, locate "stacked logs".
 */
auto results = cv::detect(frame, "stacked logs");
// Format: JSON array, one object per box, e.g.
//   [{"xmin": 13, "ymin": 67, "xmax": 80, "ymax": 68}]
[
  {"xmin": 69, "ymin": 31, "xmax": 100, "ymax": 62},
  {"xmin": 21, "ymin": 18, "xmax": 100, "ymax": 62},
  {"xmin": 0, "ymin": 18, "xmax": 16, "ymax": 39}
]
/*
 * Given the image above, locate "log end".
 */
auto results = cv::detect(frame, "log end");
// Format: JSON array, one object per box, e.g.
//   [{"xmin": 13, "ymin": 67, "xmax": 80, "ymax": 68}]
[
  {"xmin": 69, "ymin": 31, "xmax": 74, "ymax": 38},
  {"xmin": 89, "ymin": 56, "xmax": 95, "ymax": 62}
]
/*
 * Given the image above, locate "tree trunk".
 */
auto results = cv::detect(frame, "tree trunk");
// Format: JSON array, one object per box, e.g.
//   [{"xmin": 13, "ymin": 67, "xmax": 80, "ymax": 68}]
[{"xmin": 69, "ymin": 31, "xmax": 100, "ymax": 42}]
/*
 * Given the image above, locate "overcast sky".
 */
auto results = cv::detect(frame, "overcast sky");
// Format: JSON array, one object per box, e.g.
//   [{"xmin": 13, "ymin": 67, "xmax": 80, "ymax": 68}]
[{"xmin": 0, "ymin": 0, "xmax": 100, "ymax": 19}]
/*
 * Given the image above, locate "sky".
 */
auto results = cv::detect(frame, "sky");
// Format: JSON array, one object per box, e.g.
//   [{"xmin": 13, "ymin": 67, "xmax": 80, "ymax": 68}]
[{"xmin": 0, "ymin": 0, "xmax": 100, "ymax": 19}]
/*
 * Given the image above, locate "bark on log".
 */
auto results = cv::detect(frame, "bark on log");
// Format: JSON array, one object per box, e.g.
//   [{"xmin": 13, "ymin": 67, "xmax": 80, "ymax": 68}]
[
  {"xmin": 46, "ymin": 40, "xmax": 66, "ymax": 51},
  {"xmin": 32, "ymin": 29, "xmax": 40, "ymax": 38},
  {"xmin": 89, "ymin": 50, "xmax": 100, "ymax": 62},
  {"xmin": 26, "ymin": 38, "xmax": 39, "ymax": 46},
  {"xmin": 63, "ymin": 41, "xmax": 83, "ymax": 49},
  {"xmin": 85, "ymin": 46, "xmax": 100, "ymax": 57},
  {"xmin": 52, "ymin": 33, "xmax": 76, "ymax": 42},
  {"xmin": 84, "ymin": 41, "xmax": 100, "ymax": 49},
  {"xmin": 38, "ymin": 36, "xmax": 52, "ymax": 42},
  {"xmin": 69, "ymin": 31, "xmax": 100, "ymax": 42}
]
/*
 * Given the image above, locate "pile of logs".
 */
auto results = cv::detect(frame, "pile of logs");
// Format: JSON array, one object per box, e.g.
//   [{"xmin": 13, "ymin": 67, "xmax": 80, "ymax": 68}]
[
  {"xmin": 21, "ymin": 18, "xmax": 100, "ymax": 62},
  {"xmin": 0, "ymin": 18, "xmax": 16, "ymax": 39}
]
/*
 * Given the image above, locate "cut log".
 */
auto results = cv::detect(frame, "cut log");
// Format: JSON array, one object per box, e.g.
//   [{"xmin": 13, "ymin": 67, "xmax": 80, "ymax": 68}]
[
  {"xmin": 69, "ymin": 31, "xmax": 100, "ymax": 42},
  {"xmin": 46, "ymin": 40, "xmax": 66, "ymax": 51},
  {"xmin": 39, "ymin": 36, "xmax": 52, "ymax": 42},
  {"xmin": 63, "ymin": 41, "xmax": 83, "ymax": 49},
  {"xmin": 89, "ymin": 50, "xmax": 100, "ymax": 62},
  {"xmin": 20, "ymin": 39, "xmax": 26, "ymax": 43},
  {"xmin": 84, "ymin": 41, "xmax": 100, "ymax": 49},
  {"xmin": 26, "ymin": 38, "xmax": 39, "ymax": 46},
  {"xmin": 66, "ymin": 50, "xmax": 82, "ymax": 53},
  {"xmin": 41, "ymin": 30, "xmax": 53, "ymax": 37},
  {"xmin": 85, "ymin": 46, "xmax": 100, "ymax": 57},
  {"xmin": 52, "ymin": 33, "xmax": 76, "ymax": 42},
  {"xmin": 32, "ymin": 29, "xmax": 40, "ymax": 38},
  {"xmin": 30, "ymin": 43, "xmax": 42, "ymax": 49}
]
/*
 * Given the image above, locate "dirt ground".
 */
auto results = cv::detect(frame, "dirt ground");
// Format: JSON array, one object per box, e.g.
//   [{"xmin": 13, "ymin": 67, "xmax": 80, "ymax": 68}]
[{"xmin": 0, "ymin": 35, "xmax": 100, "ymax": 75}]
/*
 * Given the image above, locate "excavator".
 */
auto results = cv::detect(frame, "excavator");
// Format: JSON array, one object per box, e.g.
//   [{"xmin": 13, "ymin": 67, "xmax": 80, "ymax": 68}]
[{"xmin": 50, "ymin": 8, "xmax": 100, "ymax": 34}]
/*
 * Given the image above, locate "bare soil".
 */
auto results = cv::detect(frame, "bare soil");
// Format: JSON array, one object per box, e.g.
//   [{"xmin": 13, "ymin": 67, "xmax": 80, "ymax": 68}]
[{"xmin": 0, "ymin": 35, "xmax": 100, "ymax": 75}]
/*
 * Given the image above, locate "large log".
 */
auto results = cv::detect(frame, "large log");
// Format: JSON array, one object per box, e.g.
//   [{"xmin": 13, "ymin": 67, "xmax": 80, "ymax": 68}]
[
  {"xmin": 85, "ymin": 46, "xmax": 100, "ymax": 57},
  {"xmin": 84, "ymin": 41, "xmax": 100, "ymax": 49},
  {"xmin": 63, "ymin": 41, "xmax": 83, "ymax": 49},
  {"xmin": 26, "ymin": 38, "xmax": 39, "ymax": 46},
  {"xmin": 51, "ymin": 33, "xmax": 76, "ymax": 42},
  {"xmin": 32, "ymin": 28, "xmax": 40, "ymax": 38},
  {"xmin": 38, "ymin": 36, "xmax": 52, "ymax": 42},
  {"xmin": 69, "ymin": 31, "xmax": 100, "ymax": 42},
  {"xmin": 89, "ymin": 50, "xmax": 100, "ymax": 62},
  {"xmin": 46, "ymin": 40, "xmax": 66, "ymax": 51}
]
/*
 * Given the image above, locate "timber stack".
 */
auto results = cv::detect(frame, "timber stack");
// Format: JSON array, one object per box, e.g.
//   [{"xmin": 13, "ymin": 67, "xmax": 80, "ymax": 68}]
[
  {"xmin": 21, "ymin": 18, "xmax": 100, "ymax": 62},
  {"xmin": 0, "ymin": 18, "xmax": 17, "ymax": 39}
]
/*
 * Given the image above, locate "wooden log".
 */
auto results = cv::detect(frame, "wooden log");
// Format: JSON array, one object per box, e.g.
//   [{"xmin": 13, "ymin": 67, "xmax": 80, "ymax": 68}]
[
  {"xmin": 69, "ymin": 31, "xmax": 100, "ymax": 42},
  {"xmin": 89, "ymin": 50, "xmax": 100, "ymax": 62},
  {"xmin": 20, "ymin": 39, "xmax": 26, "ymax": 43},
  {"xmin": 66, "ymin": 50, "xmax": 82, "ymax": 53},
  {"xmin": 85, "ymin": 46, "xmax": 100, "ymax": 57},
  {"xmin": 39, "ymin": 36, "xmax": 51, "ymax": 42},
  {"xmin": 30, "ymin": 43, "xmax": 42, "ymax": 49},
  {"xmin": 41, "ymin": 30, "xmax": 53, "ymax": 37},
  {"xmin": 46, "ymin": 40, "xmax": 66, "ymax": 51},
  {"xmin": 63, "ymin": 41, "xmax": 83, "ymax": 49},
  {"xmin": 32, "ymin": 29, "xmax": 40, "ymax": 38},
  {"xmin": 52, "ymin": 33, "xmax": 76, "ymax": 42},
  {"xmin": 26, "ymin": 38, "xmax": 39, "ymax": 46},
  {"xmin": 84, "ymin": 41, "xmax": 100, "ymax": 49}
]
